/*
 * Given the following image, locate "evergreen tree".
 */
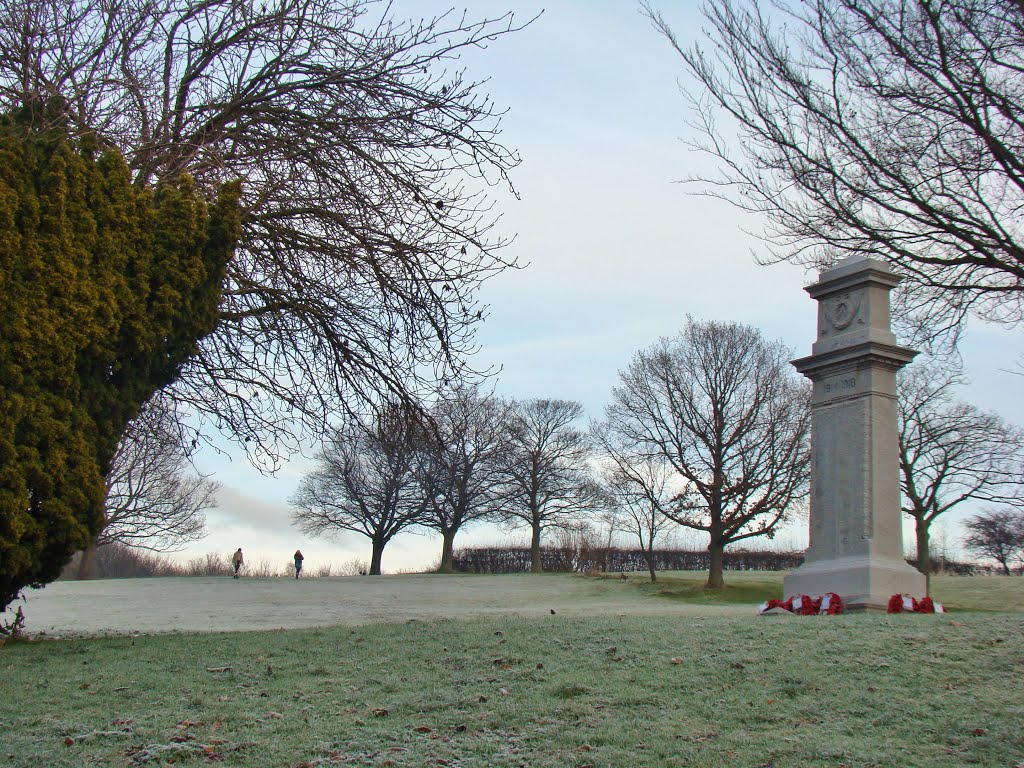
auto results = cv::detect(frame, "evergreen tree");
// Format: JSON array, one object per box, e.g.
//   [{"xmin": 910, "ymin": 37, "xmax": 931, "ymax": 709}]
[{"xmin": 0, "ymin": 110, "xmax": 240, "ymax": 612}]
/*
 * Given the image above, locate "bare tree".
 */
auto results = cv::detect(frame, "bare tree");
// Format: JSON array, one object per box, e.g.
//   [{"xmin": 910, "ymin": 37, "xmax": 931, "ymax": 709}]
[
  {"xmin": 417, "ymin": 386, "xmax": 509, "ymax": 572},
  {"xmin": 603, "ymin": 318, "xmax": 811, "ymax": 588},
  {"xmin": 646, "ymin": 0, "xmax": 1024, "ymax": 343},
  {"xmin": 497, "ymin": 399, "xmax": 598, "ymax": 573},
  {"xmin": 963, "ymin": 508, "xmax": 1024, "ymax": 575},
  {"xmin": 78, "ymin": 397, "xmax": 219, "ymax": 579},
  {"xmin": 290, "ymin": 404, "xmax": 428, "ymax": 575},
  {"xmin": 0, "ymin": 1, "xmax": 529, "ymax": 466},
  {"xmin": 596, "ymin": 453, "xmax": 677, "ymax": 583},
  {"xmin": 899, "ymin": 360, "xmax": 1024, "ymax": 586}
]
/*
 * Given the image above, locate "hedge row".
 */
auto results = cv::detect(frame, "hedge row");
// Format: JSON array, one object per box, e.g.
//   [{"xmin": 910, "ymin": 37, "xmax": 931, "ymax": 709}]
[{"xmin": 451, "ymin": 545, "xmax": 983, "ymax": 575}]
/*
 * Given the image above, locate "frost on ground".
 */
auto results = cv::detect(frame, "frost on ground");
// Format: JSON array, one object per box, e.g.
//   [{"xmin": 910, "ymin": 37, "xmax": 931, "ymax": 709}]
[{"xmin": 2, "ymin": 573, "xmax": 746, "ymax": 636}]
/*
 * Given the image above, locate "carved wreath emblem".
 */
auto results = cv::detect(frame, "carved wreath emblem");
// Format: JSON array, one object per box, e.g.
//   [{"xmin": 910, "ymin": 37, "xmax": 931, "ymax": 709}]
[{"xmin": 825, "ymin": 293, "xmax": 861, "ymax": 330}]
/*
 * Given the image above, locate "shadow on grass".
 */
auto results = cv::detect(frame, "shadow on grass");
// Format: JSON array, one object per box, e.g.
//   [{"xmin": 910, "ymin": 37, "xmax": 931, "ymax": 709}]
[{"xmin": 593, "ymin": 572, "xmax": 782, "ymax": 605}]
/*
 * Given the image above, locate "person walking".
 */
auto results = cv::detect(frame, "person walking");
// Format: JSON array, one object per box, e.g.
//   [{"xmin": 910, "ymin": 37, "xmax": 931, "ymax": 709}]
[
  {"xmin": 232, "ymin": 548, "xmax": 244, "ymax": 578},
  {"xmin": 293, "ymin": 550, "xmax": 304, "ymax": 579}
]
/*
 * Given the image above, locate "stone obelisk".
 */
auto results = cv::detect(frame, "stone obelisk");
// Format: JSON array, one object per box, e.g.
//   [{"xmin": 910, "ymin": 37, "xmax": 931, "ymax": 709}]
[{"xmin": 783, "ymin": 255, "xmax": 925, "ymax": 612}]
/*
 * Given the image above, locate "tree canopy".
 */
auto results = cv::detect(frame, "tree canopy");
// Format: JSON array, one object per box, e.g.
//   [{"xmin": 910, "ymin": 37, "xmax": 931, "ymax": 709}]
[
  {"xmin": 0, "ymin": 0, "xmax": 528, "ymax": 466},
  {"xmin": 898, "ymin": 359, "xmax": 1024, "ymax": 584},
  {"xmin": 647, "ymin": 0, "xmax": 1024, "ymax": 342},
  {"xmin": 497, "ymin": 398, "xmax": 599, "ymax": 573},
  {"xmin": 290, "ymin": 404, "xmax": 429, "ymax": 575},
  {"xmin": 0, "ymin": 112, "xmax": 240, "ymax": 612},
  {"xmin": 601, "ymin": 318, "xmax": 810, "ymax": 588}
]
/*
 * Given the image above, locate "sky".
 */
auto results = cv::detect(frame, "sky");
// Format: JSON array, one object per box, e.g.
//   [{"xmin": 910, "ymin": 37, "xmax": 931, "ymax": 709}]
[{"xmin": 179, "ymin": 1, "xmax": 1024, "ymax": 575}]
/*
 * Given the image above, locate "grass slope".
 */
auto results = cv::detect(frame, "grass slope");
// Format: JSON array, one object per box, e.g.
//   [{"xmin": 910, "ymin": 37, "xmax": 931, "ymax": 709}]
[
  {"xmin": 2, "ymin": 573, "xmax": 1022, "ymax": 768},
  {"xmin": 614, "ymin": 571, "xmax": 1024, "ymax": 613}
]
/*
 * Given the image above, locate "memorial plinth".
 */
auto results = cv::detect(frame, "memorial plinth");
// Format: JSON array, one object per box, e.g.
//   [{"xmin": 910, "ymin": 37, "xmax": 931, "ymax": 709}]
[{"xmin": 783, "ymin": 255, "xmax": 925, "ymax": 612}]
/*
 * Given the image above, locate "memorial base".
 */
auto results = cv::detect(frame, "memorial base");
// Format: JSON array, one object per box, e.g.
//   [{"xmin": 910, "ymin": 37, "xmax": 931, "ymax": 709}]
[{"xmin": 783, "ymin": 554, "xmax": 926, "ymax": 613}]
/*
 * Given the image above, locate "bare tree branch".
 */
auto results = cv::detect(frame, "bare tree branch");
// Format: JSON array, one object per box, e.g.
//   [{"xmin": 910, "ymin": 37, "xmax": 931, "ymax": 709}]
[
  {"xmin": 962, "ymin": 507, "xmax": 1024, "ymax": 575},
  {"xmin": 899, "ymin": 357, "xmax": 1024, "ymax": 580},
  {"xmin": 646, "ymin": 0, "xmax": 1024, "ymax": 345},
  {"xmin": 290, "ymin": 402, "xmax": 429, "ymax": 574},
  {"xmin": 417, "ymin": 384, "xmax": 509, "ymax": 572},
  {"xmin": 0, "ymin": 1, "xmax": 531, "ymax": 466},
  {"xmin": 496, "ymin": 398, "xmax": 599, "ymax": 573},
  {"xmin": 601, "ymin": 317, "xmax": 810, "ymax": 588},
  {"xmin": 101, "ymin": 397, "xmax": 218, "ymax": 552}
]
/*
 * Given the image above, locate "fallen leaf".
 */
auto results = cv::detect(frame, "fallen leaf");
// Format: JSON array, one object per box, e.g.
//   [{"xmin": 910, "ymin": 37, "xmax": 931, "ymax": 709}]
[
  {"xmin": 499, "ymin": 688, "xmax": 509, "ymax": 697},
  {"xmin": 731, "ymin": 662, "xmax": 745, "ymax": 670},
  {"xmin": 264, "ymin": 712, "xmax": 283, "ymax": 719},
  {"xmin": 536, "ymin": 663, "xmax": 544, "ymax": 669},
  {"xmin": 454, "ymin": 724, "xmax": 467, "ymax": 733},
  {"xmin": 64, "ymin": 737, "xmax": 75, "ymax": 747},
  {"xmin": 373, "ymin": 707, "xmax": 389, "ymax": 717},
  {"xmin": 414, "ymin": 726, "xmax": 432, "ymax": 733},
  {"xmin": 206, "ymin": 667, "xmax": 233, "ymax": 673},
  {"xmin": 477, "ymin": 695, "xmax": 487, "ymax": 703},
  {"xmin": 670, "ymin": 658, "xmax": 684, "ymax": 665},
  {"xmin": 971, "ymin": 728, "xmax": 987, "ymax": 736}
]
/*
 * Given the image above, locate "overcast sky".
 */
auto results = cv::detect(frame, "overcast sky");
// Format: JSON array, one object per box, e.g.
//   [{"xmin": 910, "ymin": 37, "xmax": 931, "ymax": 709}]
[{"xmin": 183, "ymin": 1, "xmax": 1024, "ymax": 575}]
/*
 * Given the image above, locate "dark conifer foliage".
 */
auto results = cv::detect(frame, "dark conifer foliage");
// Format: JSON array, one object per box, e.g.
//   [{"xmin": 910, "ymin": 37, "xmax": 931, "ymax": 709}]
[{"xmin": 0, "ymin": 112, "xmax": 240, "ymax": 611}]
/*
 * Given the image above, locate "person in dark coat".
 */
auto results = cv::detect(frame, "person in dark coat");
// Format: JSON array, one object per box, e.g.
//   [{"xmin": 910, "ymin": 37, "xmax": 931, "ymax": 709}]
[
  {"xmin": 232, "ymin": 548, "xmax": 244, "ymax": 578},
  {"xmin": 293, "ymin": 550, "xmax": 304, "ymax": 579}
]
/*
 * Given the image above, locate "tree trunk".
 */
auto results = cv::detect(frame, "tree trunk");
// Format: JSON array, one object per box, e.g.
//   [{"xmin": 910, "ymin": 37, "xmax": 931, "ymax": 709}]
[
  {"xmin": 915, "ymin": 522, "xmax": 931, "ymax": 595},
  {"xmin": 706, "ymin": 543, "xmax": 725, "ymax": 589},
  {"xmin": 437, "ymin": 528, "xmax": 457, "ymax": 573},
  {"xmin": 530, "ymin": 523, "xmax": 543, "ymax": 573},
  {"xmin": 645, "ymin": 531, "xmax": 657, "ymax": 583},
  {"xmin": 369, "ymin": 539, "xmax": 384, "ymax": 576},
  {"xmin": 77, "ymin": 543, "xmax": 98, "ymax": 580}
]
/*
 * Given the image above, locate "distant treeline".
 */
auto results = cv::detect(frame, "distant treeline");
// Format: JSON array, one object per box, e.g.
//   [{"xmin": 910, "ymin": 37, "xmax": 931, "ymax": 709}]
[
  {"xmin": 56, "ymin": 540, "xmax": 990, "ymax": 579},
  {"xmin": 451, "ymin": 545, "xmax": 986, "ymax": 576}
]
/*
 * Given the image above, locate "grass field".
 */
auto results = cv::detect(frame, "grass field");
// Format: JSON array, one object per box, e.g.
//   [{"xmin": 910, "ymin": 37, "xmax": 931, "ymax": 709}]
[{"xmin": 2, "ymin": 572, "xmax": 1022, "ymax": 768}]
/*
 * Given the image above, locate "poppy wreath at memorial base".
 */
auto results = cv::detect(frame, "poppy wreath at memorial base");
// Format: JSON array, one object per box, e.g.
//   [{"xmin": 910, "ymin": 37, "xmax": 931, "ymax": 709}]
[
  {"xmin": 886, "ymin": 594, "xmax": 945, "ymax": 613},
  {"xmin": 757, "ymin": 593, "xmax": 844, "ymax": 615}
]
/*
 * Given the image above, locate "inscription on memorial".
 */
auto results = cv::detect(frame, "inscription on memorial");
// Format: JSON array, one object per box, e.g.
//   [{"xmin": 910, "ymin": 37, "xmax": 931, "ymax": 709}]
[{"xmin": 823, "ymin": 376, "xmax": 857, "ymax": 395}]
